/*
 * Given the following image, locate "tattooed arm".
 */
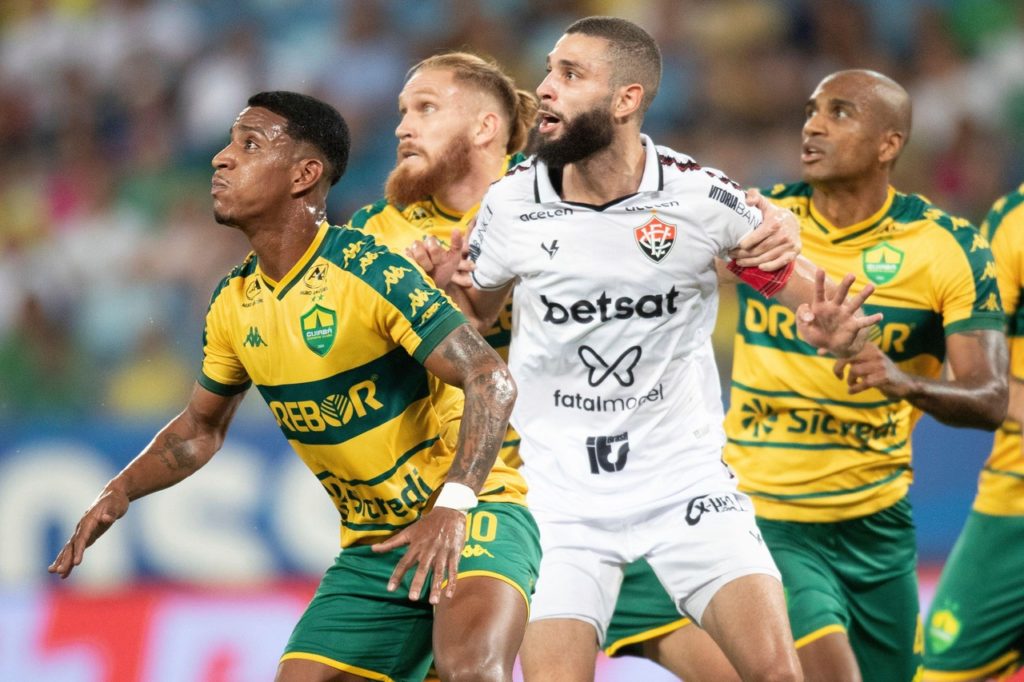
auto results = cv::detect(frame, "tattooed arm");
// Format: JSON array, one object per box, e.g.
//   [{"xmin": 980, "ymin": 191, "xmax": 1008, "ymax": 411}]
[
  {"xmin": 373, "ymin": 323, "xmax": 516, "ymax": 603},
  {"xmin": 49, "ymin": 384, "xmax": 245, "ymax": 578},
  {"xmin": 835, "ymin": 329, "xmax": 1008, "ymax": 429}
]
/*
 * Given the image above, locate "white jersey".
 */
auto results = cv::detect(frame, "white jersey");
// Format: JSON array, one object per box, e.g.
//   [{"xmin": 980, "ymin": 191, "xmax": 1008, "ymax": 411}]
[{"xmin": 470, "ymin": 135, "xmax": 763, "ymax": 520}]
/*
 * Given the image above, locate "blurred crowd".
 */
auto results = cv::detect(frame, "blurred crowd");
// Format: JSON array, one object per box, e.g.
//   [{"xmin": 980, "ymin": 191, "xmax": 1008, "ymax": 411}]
[{"xmin": 1, "ymin": 0, "xmax": 1022, "ymax": 420}]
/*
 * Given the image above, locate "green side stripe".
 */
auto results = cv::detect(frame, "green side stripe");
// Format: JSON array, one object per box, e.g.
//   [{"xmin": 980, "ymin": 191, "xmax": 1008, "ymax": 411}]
[
  {"xmin": 945, "ymin": 313, "xmax": 1006, "ymax": 335},
  {"xmin": 339, "ymin": 437, "xmax": 439, "ymax": 486},
  {"xmin": 501, "ymin": 438, "xmax": 521, "ymax": 449},
  {"xmin": 345, "ymin": 519, "xmax": 417, "ymax": 532},
  {"xmin": 981, "ymin": 466, "xmax": 1024, "ymax": 482},
  {"xmin": 727, "ymin": 437, "xmax": 908, "ymax": 454},
  {"xmin": 347, "ymin": 198, "xmax": 389, "ymax": 229},
  {"xmin": 198, "ymin": 373, "xmax": 251, "ymax": 396},
  {"xmin": 745, "ymin": 466, "xmax": 909, "ymax": 501},
  {"xmin": 730, "ymin": 379, "xmax": 898, "ymax": 409}
]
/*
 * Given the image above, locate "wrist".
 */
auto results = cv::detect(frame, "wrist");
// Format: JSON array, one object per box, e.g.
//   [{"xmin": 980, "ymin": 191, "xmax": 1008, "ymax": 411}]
[{"xmin": 433, "ymin": 482, "xmax": 478, "ymax": 512}]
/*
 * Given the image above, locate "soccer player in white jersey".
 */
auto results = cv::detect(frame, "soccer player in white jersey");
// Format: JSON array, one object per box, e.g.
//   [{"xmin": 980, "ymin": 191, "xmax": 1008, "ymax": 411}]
[{"xmin": 426, "ymin": 17, "xmax": 881, "ymax": 682}]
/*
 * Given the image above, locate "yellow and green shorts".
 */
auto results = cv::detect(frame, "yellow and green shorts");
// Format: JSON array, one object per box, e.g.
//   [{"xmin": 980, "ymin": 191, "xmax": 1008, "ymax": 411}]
[
  {"xmin": 925, "ymin": 510, "xmax": 1024, "ymax": 680},
  {"xmin": 281, "ymin": 502, "xmax": 540, "ymax": 682},
  {"xmin": 603, "ymin": 558, "xmax": 691, "ymax": 657},
  {"xmin": 757, "ymin": 497, "xmax": 922, "ymax": 682}
]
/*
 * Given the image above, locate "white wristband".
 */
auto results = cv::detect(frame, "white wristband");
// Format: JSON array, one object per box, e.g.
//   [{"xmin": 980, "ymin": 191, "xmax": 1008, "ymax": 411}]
[{"xmin": 434, "ymin": 482, "xmax": 478, "ymax": 512}]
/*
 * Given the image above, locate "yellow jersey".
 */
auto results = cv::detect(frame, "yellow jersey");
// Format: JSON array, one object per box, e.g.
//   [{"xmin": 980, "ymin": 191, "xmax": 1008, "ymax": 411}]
[
  {"xmin": 347, "ymin": 155, "xmax": 523, "ymax": 467},
  {"xmin": 974, "ymin": 183, "xmax": 1024, "ymax": 515},
  {"xmin": 724, "ymin": 183, "xmax": 1003, "ymax": 522},
  {"xmin": 200, "ymin": 222, "xmax": 527, "ymax": 547}
]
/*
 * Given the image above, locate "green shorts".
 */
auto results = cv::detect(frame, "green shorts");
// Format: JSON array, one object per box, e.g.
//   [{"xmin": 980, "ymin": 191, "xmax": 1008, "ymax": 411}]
[
  {"xmin": 603, "ymin": 558, "xmax": 691, "ymax": 657},
  {"xmin": 757, "ymin": 497, "xmax": 922, "ymax": 682},
  {"xmin": 925, "ymin": 510, "xmax": 1024, "ymax": 679},
  {"xmin": 282, "ymin": 502, "xmax": 540, "ymax": 682}
]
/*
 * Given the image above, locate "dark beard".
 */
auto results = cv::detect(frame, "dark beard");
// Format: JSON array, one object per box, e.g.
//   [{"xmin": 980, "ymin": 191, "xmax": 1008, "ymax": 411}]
[
  {"xmin": 532, "ymin": 104, "xmax": 615, "ymax": 167},
  {"xmin": 385, "ymin": 134, "xmax": 473, "ymax": 206}
]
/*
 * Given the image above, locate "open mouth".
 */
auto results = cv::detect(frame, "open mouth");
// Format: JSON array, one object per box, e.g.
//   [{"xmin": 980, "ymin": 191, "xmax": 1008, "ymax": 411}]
[
  {"xmin": 397, "ymin": 145, "xmax": 423, "ymax": 162},
  {"xmin": 801, "ymin": 143, "xmax": 824, "ymax": 163},
  {"xmin": 538, "ymin": 111, "xmax": 562, "ymax": 134}
]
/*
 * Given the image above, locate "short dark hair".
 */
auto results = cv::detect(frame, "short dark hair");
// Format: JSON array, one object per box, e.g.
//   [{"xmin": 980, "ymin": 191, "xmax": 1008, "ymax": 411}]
[
  {"xmin": 565, "ymin": 16, "xmax": 662, "ymax": 115},
  {"xmin": 247, "ymin": 91, "xmax": 350, "ymax": 186}
]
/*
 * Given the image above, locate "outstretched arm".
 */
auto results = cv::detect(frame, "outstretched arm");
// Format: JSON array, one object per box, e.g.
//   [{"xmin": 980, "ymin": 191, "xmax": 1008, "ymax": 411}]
[
  {"xmin": 48, "ymin": 384, "xmax": 245, "ymax": 578},
  {"xmin": 373, "ymin": 323, "xmax": 516, "ymax": 603},
  {"xmin": 835, "ymin": 329, "xmax": 1008, "ymax": 429}
]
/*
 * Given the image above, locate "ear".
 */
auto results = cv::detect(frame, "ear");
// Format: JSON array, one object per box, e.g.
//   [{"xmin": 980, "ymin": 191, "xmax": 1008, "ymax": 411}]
[
  {"xmin": 473, "ymin": 111, "xmax": 501, "ymax": 148},
  {"xmin": 878, "ymin": 130, "xmax": 904, "ymax": 166},
  {"xmin": 613, "ymin": 83, "xmax": 644, "ymax": 120},
  {"xmin": 292, "ymin": 157, "xmax": 325, "ymax": 195}
]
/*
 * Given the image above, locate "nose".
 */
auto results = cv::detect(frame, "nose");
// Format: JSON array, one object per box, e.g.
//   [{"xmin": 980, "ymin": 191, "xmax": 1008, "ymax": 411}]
[
  {"xmin": 803, "ymin": 109, "xmax": 826, "ymax": 137},
  {"xmin": 211, "ymin": 144, "xmax": 233, "ymax": 170},
  {"xmin": 536, "ymin": 72, "xmax": 556, "ymax": 102},
  {"xmin": 395, "ymin": 113, "xmax": 412, "ymax": 141}
]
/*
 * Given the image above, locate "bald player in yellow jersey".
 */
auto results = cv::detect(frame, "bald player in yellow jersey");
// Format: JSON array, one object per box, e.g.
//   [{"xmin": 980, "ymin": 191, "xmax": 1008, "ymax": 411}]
[
  {"xmin": 723, "ymin": 70, "xmax": 1008, "ymax": 682},
  {"xmin": 48, "ymin": 91, "xmax": 540, "ymax": 682},
  {"xmin": 924, "ymin": 183, "xmax": 1024, "ymax": 681}
]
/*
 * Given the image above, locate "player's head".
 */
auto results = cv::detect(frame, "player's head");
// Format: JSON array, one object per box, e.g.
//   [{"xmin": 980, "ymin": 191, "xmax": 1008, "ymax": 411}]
[
  {"xmin": 533, "ymin": 16, "xmax": 661, "ymax": 166},
  {"xmin": 211, "ymin": 91, "xmax": 350, "ymax": 227},
  {"xmin": 385, "ymin": 52, "xmax": 538, "ymax": 206},
  {"xmin": 801, "ymin": 69, "xmax": 911, "ymax": 187}
]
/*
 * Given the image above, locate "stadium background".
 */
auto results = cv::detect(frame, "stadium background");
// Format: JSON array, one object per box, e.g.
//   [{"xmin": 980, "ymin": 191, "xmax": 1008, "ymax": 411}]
[{"xmin": 1, "ymin": 0, "xmax": 1022, "ymax": 679}]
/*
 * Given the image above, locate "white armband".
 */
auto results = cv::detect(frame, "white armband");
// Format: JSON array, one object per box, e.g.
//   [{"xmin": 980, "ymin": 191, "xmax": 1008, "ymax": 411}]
[{"xmin": 434, "ymin": 482, "xmax": 478, "ymax": 512}]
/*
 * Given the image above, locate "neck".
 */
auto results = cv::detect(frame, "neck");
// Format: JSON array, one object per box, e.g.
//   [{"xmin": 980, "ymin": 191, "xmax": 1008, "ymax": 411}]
[
  {"xmin": 560, "ymin": 132, "xmax": 646, "ymax": 204},
  {"xmin": 434, "ymin": 148, "xmax": 507, "ymax": 213},
  {"xmin": 810, "ymin": 175, "xmax": 891, "ymax": 228},
  {"xmin": 242, "ymin": 202, "xmax": 325, "ymax": 281}
]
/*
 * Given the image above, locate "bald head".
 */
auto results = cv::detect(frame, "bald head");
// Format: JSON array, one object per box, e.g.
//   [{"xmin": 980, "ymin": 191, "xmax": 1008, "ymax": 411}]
[{"xmin": 819, "ymin": 69, "xmax": 912, "ymax": 145}]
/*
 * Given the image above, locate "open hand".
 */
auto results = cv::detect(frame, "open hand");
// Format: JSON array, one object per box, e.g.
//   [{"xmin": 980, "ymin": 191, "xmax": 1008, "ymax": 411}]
[
  {"xmin": 372, "ymin": 507, "xmax": 467, "ymax": 604},
  {"xmin": 48, "ymin": 488, "xmax": 129, "ymax": 579},
  {"xmin": 405, "ymin": 229, "xmax": 474, "ymax": 289},
  {"xmin": 797, "ymin": 269, "xmax": 883, "ymax": 358}
]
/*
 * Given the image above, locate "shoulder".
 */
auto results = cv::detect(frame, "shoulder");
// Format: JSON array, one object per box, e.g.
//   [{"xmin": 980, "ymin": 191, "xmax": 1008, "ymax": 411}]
[
  {"xmin": 209, "ymin": 252, "xmax": 258, "ymax": 307},
  {"xmin": 655, "ymin": 144, "xmax": 744, "ymax": 195},
  {"xmin": 485, "ymin": 156, "xmax": 537, "ymax": 204},
  {"xmin": 982, "ymin": 183, "xmax": 1024, "ymax": 242},
  {"xmin": 347, "ymin": 198, "xmax": 391, "ymax": 229},
  {"xmin": 761, "ymin": 181, "xmax": 812, "ymax": 201}
]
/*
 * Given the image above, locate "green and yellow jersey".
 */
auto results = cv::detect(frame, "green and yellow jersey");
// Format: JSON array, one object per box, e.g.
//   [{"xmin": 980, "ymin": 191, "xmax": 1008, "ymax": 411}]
[
  {"xmin": 200, "ymin": 222, "xmax": 527, "ymax": 547},
  {"xmin": 347, "ymin": 154, "xmax": 523, "ymax": 467},
  {"xmin": 974, "ymin": 183, "xmax": 1024, "ymax": 516},
  {"xmin": 724, "ymin": 183, "xmax": 1003, "ymax": 523}
]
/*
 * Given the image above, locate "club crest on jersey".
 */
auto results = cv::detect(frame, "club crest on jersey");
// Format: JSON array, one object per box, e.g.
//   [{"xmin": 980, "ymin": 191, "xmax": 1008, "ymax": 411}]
[
  {"xmin": 862, "ymin": 242, "xmax": 904, "ymax": 285},
  {"xmin": 633, "ymin": 215, "xmax": 676, "ymax": 263},
  {"xmin": 300, "ymin": 304, "xmax": 337, "ymax": 356}
]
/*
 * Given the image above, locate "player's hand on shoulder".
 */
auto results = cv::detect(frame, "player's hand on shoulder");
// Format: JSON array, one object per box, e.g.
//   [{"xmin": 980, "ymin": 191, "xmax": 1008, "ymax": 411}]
[
  {"xmin": 372, "ymin": 506, "xmax": 467, "ymax": 605},
  {"xmin": 796, "ymin": 269, "xmax": 883, "ymax": 359},
  {"xmin": 730, "ymin": 189, "xmax": 801, "ymax": 271},
  {"xmin": 48, "ymin": 487, "xmax": 130, "ymax": 579}
]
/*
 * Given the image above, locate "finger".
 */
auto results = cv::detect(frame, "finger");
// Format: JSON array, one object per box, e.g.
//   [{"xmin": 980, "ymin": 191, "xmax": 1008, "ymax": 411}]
[
  {"xmin": 429, "ymin": 555, "xmax": 447, "ymax": 604},
  {"xmin": 372, "ymin": 532, "xmax": 410, "ymax": 554},
  {"xmin": 731, "ymin": 242, "xmax": 788, "ymax": 268},
  {"xmin": 450, "ymin": 229, "xmax": 463, "ymax": 255},
  {"xmin": 833, "ymin": 358, "xmax": 849, "ymax": 379},
  {"xmin": 48, "ymin": 544, "xmax": 71, "ymax": 576},
  {"xmin": 736, "ymin": 223, "xmax": 776, "ymax": 252},
  {"xmin": 452, "ymin": 271, "xmax": 473, "ymax": 288},
  {"xmin": 854, "ymin": 312, "xmax": 884, "ymax": 329},
  {"xmin": 832, "ymin": 273, "xmax": 855, "ymax": 305},
  {"xmin": 386, "ymin": 550, "xmax": 416, "ymax": 592},
  {"xmin": 444, "ymin": 544, "xmax": 462, "ymax": 600},
  {"xmin": 847, "ymin": 282, "xmax": 876, "ymax": 309},
  {"xmin": 407, "ymin": 556, "xmax": 432, "ymax": 602},
  {"xmin": 815, "ymin": 269, "xmax": 827, "ymax": 303}
]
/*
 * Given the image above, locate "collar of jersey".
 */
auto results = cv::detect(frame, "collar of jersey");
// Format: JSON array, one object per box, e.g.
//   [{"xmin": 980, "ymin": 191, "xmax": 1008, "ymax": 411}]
[
  {"xmin": 257, "ymin": 220, "xmax": 331, "ymax": 299},
  {"xmin": 533, "ymin": 134, "xmax": 662, "ymax": 207},
  {"xmin": 808, "ymin": 186, "xmax": 895, "ymax": 243}
]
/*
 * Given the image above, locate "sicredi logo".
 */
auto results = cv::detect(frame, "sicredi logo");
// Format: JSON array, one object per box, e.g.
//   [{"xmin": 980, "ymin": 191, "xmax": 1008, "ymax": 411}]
[{"xmin": 542, "ymin": 287, "xmax": 681, "ymax": 324}]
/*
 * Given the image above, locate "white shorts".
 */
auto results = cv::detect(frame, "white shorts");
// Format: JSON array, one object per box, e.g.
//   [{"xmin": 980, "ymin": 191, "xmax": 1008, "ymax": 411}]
[{"xmin": 528, "ymin": 490, "xmax": 780, "ymax": 641}]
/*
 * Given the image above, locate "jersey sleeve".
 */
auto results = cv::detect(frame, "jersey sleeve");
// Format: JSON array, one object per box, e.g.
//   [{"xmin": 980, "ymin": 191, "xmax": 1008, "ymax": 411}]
[
  {"xmin": 468, "ymin": 191, "xmax": 516, "ymax": 290},
  {"xmin": 933, "ymin": 223, "xmax": 1004, "ymax": 335},
  {"xmin": 702, "ymin": 167, "xmax": 763, "ymax": 257},
  {"xmin": 198, "ymin": 279, "xmax": 251, "ymax": 396},
  {"xmin": 985, "ymin": 198, "xmax": 1024, "ymax": 379},
  {"xmin": 349, "ymin": 238, "xmax": 469, "ymax": 364}
]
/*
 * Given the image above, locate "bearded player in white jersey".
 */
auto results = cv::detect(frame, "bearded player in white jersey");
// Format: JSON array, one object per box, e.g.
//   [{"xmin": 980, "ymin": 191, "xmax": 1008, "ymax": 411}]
[{"xmin": 416, "ymin": 16, "xmax": 882, "ymax": 682}]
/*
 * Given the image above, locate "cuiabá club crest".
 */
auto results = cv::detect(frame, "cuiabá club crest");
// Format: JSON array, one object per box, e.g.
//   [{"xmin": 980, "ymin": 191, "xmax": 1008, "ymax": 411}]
[{"xmin": 634, "ymin": 215, "xmax": 676, "ymax": 263}]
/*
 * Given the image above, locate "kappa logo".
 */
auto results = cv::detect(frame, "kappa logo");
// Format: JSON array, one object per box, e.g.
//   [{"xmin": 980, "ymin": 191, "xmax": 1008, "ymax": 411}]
[
  {"xmin": 243, "ymin": 326, "xmax": 267, "ymax": 347},
  {"xmin": 541, "ymin": 240, "xmax": 559, "ymax": 259},
  {"xmin": 382, "ymin": 265, "xmax": 411, "ymax": 294},
  {"xmin": 578, "ymin": 345, "xmax": 642, "ymax": 387},
  {"xmin": 634, "ymin": 215, "xmax": 676, "ymax": 263}
]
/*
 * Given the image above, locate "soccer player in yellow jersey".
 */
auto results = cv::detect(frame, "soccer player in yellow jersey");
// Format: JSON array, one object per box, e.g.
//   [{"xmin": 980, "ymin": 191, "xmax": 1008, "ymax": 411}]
[
  {"xmin": 48, "ymin": 91, "xmax": 541, "ymax": 682},
  {"xmin": 722, "ymin": 70, "xmax": 1008, "ymax": 681},
  {"xmin": 923, "ymin": 183, "xmax": 1024, "ymax": 681}
]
